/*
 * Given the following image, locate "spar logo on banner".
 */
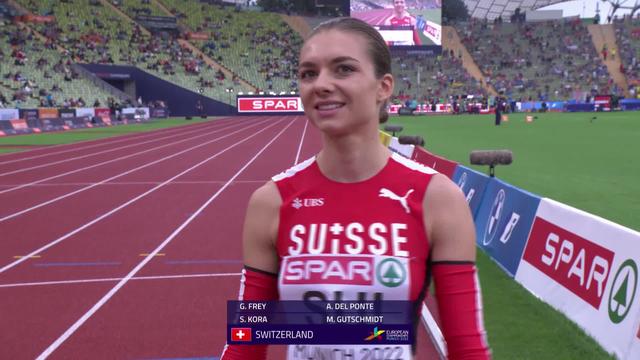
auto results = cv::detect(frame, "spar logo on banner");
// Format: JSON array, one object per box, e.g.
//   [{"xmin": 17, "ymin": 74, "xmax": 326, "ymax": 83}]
[
  {"xmin": 608, "ymin": 259, "xmax": 638, "ymax": 324},
  {"xmin": 237, "ymin": 97, "xmax": 303, "ymax": 113},
  {"xmin": 452, "ymin": 166, "xmax": 490, "ymax": 218},
  {"xmin": 515, "ymin": 198, "xmax": 640, "ymax": 359},
  {"xmin": 474, "ymin": 178, "xmax": 540, "ymax": 276}
]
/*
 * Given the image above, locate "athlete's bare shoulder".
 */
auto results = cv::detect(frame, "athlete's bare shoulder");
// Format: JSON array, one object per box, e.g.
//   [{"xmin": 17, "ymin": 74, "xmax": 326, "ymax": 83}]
[
  {"xmin": 243, "ymin": 181, "xmax": 281, "ymax": 273},
  {"xmin": 249, "ymin": 181, "xmax": 281, "ymax": 210},
  {"xmin": 423, "ymin": 174, "xmax": 476, "ymax": 261}
]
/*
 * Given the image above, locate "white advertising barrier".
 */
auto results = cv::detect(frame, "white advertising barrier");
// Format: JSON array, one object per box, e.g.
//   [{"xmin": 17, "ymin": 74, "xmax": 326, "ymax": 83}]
[
  {"xmin": 388, "ymin": 136, "xmax": 415, "ymax": 159},
  {"xmin": 0, "ymin": 109, "xmax": 19, "ymax": 121},
  {"xmin": 515, "ymin": 198, "xmax": 640, "ymax": 359},
  {"xmin": 75, "ymin": 107, "xmax": 95, "ymax": 118},
  {"xmin": 122, "ymin": 107, "xmax": 150, "ymax": 119},
  {"xmin": 423, "ymin": 20, "xmax": 442, "ymax": 46}
]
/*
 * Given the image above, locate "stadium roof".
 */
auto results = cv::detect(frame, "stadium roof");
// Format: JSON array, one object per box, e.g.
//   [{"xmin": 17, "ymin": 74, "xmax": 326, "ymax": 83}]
[{"xmin": 464, "ymin": 0, "xmax": 566, "ymax": 21}]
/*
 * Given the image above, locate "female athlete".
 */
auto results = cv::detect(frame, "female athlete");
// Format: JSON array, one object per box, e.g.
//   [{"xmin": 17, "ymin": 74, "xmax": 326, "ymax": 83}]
[{"xmin": 222, "ymin": 17, "xmax": 490, "ymax": 360}]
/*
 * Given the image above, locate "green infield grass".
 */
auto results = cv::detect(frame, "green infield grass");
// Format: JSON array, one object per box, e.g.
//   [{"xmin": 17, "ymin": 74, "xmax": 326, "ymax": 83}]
[{"xmin": 386, "ymin": 111, "xmax": 640, "ymax": 359}]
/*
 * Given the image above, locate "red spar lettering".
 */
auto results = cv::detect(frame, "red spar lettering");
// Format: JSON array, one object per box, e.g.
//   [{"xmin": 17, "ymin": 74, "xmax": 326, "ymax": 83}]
[
  {"xmin": 523, "ymin": 218, "xmax": 614, "ymax": 309},
  {"xmin": 282, "ymin": 256, "xmax": 373, "ymax": 285}
]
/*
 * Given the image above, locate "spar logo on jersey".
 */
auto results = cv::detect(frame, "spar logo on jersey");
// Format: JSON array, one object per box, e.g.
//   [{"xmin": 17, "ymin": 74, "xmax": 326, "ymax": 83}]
[
  {"xmin": 608, "ymin": 259, "xmax": 638, "ymax": 324},
  {"xmin": 282, "ymin": 256, "xmax": 374, "ymax": 285},
  {"xmin": 237, "ymin": 97, "xmax": 303, "ymax": 113},
  {"xmin": 292, "ymin": 197, "xmax": 324, "ymax": 209},
  {"xmin": 523, "ymin": 218, "xmax": 615, "ymax": 309},
  {"xmin": 377, "ymin": 258, "xmax": 407, "ymax": 288},
  {"xmin": 483, "ymin": 189, "xmax": 506, "ymax": 246}
]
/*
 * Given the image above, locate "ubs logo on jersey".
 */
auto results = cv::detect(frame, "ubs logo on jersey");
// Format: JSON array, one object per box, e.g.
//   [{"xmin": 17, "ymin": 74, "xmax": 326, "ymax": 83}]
[{"xmin": 292, "ymin": 197, "xmax": 325, "ymax": 209}]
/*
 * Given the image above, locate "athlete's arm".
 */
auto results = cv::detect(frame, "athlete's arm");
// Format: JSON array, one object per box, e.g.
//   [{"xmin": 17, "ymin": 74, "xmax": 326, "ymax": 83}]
[
  {"xmin": 423, "ymin": 174, "xmax": 491, "ymax": 360},
  {"xmin": 221, "ymin": 182, "xmax": 281, "ymax": 360}
]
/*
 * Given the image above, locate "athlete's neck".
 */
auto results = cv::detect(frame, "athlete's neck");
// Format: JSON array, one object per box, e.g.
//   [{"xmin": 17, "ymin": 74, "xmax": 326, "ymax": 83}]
[{"xmin": 317, "ymin": 130, "xmax": 390, "ymax": 183}]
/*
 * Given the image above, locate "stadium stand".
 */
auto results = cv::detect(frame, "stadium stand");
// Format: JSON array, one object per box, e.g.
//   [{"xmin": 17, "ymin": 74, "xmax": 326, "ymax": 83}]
[
  {"xmin": 13, "ymin": 0, "xmax": 240, "ymax": 105},
  {"xmin": 391, "ymin": 50, "xmax": 487, "ymax": 105},
  {"xmin": 614, "ymin": 17, "xmax": 640, "ymax": 98},
  {"xmin": 0, "ymin": 21, "xmax": 114, "ymax": 108},
  {"xmin": 159, "ymin": 0, "xmax": 303, "ymax": 93},
  {"xmin": 457, "ymin": 17, "xmax": 618, "ymax": 101}
]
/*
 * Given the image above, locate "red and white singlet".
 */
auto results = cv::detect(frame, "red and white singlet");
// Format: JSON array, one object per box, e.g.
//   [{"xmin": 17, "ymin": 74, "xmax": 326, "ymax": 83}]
[
  {"xmin": 389, "ymin": 15, "xmax": 413, "ymax": 27},
  {"xmin": 387, "ymin": 15, "xmax": 422, "ymax": 46},
  {"xmin": 272, "ymin": 152, "xmax": 437, "ymax": 360}
]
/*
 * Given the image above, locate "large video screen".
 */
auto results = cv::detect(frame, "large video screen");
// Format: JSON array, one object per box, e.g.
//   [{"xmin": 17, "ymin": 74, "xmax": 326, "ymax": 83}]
[{"xmin": 350, "ymin": 0, "xmax": 441, "ymax": 52}]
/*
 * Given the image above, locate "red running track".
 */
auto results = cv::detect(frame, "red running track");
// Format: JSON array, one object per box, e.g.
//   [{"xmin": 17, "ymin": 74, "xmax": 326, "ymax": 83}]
[{"xmin": 0, "ymin": 116, "xmax": 440, "ymax": 359}]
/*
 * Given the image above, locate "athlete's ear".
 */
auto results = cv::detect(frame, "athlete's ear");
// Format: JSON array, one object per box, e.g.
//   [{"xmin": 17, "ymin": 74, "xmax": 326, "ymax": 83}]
[{"xmin": 377, "ymin": 73, "xmax": 394, "ymax": 103}]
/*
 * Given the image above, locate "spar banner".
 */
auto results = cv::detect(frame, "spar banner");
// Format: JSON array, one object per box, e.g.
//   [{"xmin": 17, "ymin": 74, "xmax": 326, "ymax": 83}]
[
  {"xmin": 19, "ymin": 109, "xmax": 39, "ymax": 122},
  {"xmin": 411, "ymin": 147, "xmax": 458, "ymax": 179},
  {"xmin": 59, "ymin": 108, "xmax": 75, "ymax": 119},
  {"xmin": 10, "ymin": 119, "xmax": 28, "ymax": 130},
  {"xmin": 95, "ymin": 108, "xmax": 111, "ymax": 125},
  {"xmin": 515, "ymin": 198, "xmax": 640, "ymax": 359},
  {"xmin": 389, "ymin": 136, "xmax": 415, "ymax": 158},
  {"xmin": 474, "ymin": 178, "xmax": 541, "ymax": 276},
  {"xmin": 38, "ymin": 108, "xmax": 59, "ymax": 119},
  {"xmin": 451, "ymin": 165, "xmax": 491, "ymax": 217},
  {"xmin": 594, "ymin": 95, "xmax": 612, "ymax": 111},
  {"xmin": 75, "ymin": 108, "xmax": 95, "ymax": 119},
  {"xmin": 0, "ymin": 109, "xmax": 19, "ymax": 121},
  {"xmin": 237, "ymin": 96, "xmax": 304, "ymax": 114},
  {"xmin": 122, "ymin": 107, "xmax": 150, "ymax": 119}
]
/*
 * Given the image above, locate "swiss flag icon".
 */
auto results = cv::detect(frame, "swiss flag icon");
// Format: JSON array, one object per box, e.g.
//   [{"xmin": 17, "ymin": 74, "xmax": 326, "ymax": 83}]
[{"xmin": 231, "ymin": 327, "xmax": 252, "ymax": 342}]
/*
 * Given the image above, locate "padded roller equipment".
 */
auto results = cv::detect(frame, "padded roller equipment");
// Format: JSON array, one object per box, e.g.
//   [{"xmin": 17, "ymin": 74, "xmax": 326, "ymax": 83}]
[
  {"xmin": 470, "ymin": 150, "xmax": 513, "ymax": 177},
  {"xmin": 398, "ymin": 135, "xmax": 425, "ymax": 147},
  {"xmin": 384, "ymin": 124, "xmax": 403, "ymax": 136}
]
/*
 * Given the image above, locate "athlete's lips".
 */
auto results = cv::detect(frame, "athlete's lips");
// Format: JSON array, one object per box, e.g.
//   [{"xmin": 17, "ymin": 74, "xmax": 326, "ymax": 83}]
[{"xmin": 315, "ymin": 101, "xmax": 345, "ymax": 110}]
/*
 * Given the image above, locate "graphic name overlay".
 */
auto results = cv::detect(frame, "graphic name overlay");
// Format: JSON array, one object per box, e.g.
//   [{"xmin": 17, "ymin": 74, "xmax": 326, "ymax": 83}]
[{"xmin": 227, "ymin": 301, "xmax": 414, "ymax": 345}]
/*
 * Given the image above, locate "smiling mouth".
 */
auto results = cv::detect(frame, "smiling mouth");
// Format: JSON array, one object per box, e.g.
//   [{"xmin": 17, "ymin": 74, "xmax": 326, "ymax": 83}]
[{"xmin": 316, "ymin": 103, "xmax": 345, "ymax": 110}]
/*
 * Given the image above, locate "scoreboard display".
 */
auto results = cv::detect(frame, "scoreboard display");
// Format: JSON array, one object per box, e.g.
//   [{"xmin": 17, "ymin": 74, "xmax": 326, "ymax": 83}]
[{"xmin": 350, "ymin": 0, "xmax": 442, "ymax": 54}]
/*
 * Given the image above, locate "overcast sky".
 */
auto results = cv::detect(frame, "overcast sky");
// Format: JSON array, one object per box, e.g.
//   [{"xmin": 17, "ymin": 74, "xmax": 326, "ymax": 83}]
[{"xmin": 539, "ymin": 0, "xmax": 635, "ymax": 20}]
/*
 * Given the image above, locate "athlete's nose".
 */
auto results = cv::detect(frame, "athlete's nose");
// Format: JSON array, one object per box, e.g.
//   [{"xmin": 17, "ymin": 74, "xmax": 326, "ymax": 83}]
[{"xmin": 313, "ymin": 69, "xmax": 334, "ymax": 95}]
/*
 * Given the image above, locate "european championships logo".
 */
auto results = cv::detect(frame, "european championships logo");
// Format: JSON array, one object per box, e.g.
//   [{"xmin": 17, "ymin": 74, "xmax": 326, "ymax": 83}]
[{"xmin": 365, "ymin": 327, "xmax": 385, "ymax": 341}]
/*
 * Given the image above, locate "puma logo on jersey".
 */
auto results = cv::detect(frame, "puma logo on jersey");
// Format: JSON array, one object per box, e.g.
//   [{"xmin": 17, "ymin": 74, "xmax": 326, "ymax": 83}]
[{"xmin": 379, "ymin": 188, "xmax": 414, "ymax": 214}]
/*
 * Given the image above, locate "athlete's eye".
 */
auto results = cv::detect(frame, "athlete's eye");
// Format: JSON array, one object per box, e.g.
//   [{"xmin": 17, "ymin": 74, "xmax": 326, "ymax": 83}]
[
  {"xmin": 336, "ymin": 65, "xmax": 355, "ymax": 75},
  {"xmin": 299, "ymin": 70, "xmax": 317, "ymax": 80}
]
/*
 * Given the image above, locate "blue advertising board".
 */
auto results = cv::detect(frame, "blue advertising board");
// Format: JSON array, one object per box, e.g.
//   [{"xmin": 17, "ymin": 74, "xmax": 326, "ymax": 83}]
[
  {"xmin": 452, "ymin": 165, "xmax": 490, "ymax": 218},
  {"xmin": 474, "ymin": 178, "xmax": 541, "ymax": 276}
]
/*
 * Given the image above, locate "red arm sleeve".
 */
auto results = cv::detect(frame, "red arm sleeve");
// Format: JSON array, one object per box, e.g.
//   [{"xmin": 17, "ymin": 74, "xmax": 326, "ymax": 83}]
[
  {"xmin": 220, "ymin": 266, "xmax": 279, "ymax": 360},
  {"xmin": 432, "ymin": 262, "xmax": 491, "ymax": 360}
]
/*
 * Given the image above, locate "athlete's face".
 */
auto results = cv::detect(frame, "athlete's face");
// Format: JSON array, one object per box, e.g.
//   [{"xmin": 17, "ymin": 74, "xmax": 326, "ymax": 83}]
[
  {"xmin": 298, "ymin": 30, "xmax": 393, "ymax": 136},
  {"xmin": 393, "ymin": 0, "xmax": 406, "ymax": 13}
]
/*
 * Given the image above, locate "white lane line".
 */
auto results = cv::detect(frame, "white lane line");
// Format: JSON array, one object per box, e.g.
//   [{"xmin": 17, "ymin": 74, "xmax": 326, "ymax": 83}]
[
  {"xmin": 0, "ymin": 272, "xmax": 242, "ymax": 289},
  {"xmin": 0, "ymin": 119, "xmax": 267, "ymax": 222},
  {"xmin": 0, "ymin": 119, "xmax": 223, "ymax": 166},
  {"xmin": 0, "ymin": 119, "xmax": 233, "ymax": 177},
  {"xmin": 0, "ymin": 180, "xmax": 268, "ymax": 187},
  {"xmin": 35, "ymin": 118, "xmax": 294, "ymax": 359},
  {"xmin": 0, "ymin": 117, "xmax": 283, "ymax": 274},
  {"xmin": 421, "ymin": 302, "xmax": 447, "ymax": 360},
  {"xmin": 0, "ymin": 118, "xmax": 253, "ymax": 195},
  {"xmin": 294, "ymin": 116, "xmax": 308, "ymax": 165}
]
